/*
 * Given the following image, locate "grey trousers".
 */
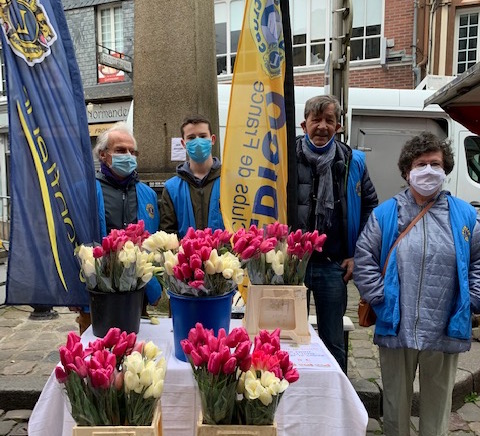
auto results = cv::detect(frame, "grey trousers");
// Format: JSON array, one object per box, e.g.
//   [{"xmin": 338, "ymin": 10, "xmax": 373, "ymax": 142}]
[{"xmin": 379, "ymin": 347, "xmax": 459, "ymax": 436}]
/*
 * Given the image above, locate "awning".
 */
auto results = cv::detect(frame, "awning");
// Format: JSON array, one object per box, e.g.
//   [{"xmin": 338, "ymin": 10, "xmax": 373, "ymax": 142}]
[{"xmin": 425, "ymin": 62, "xmax": 480, "ymax": 135}]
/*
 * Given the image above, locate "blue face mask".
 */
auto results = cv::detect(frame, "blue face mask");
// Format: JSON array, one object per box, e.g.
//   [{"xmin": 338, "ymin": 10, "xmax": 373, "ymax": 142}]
[
  {"xmin": 305, "ymin": 133, "xmax": 335, "ymax": 154},
  {"xmin": 186, "ymin": 137, "xmax": 212, "ymax": 163},
  {"xmin": 111, "ymin": 154, "xmax": 137, "ymax": 177}
]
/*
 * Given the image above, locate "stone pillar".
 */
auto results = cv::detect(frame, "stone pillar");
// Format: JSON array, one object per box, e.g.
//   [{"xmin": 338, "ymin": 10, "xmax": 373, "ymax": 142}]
[{"xmin": 133, "ymin": 0, "xmax": 220, "ymax": 183}]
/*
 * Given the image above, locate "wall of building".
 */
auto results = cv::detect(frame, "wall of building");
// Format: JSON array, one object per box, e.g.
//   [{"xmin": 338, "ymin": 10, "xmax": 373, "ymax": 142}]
[
  {"xmin": 64, "ymin": 7, "xmax": 97, "ymax": 86},
  {"xmin": 292, "ymin": 0, "xmax": 415, "ymax": 89}
]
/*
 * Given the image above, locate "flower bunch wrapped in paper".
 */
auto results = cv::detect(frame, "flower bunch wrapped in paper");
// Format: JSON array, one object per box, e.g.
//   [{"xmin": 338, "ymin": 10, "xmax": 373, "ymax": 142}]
[
  {"xmin": 76, "ymin": 220, "xmax": 160, "ymax": 293},
  {"xmin": 181, "ymin": 323, "xmax": 252, "ymax": 424},
  {"xmin": 236, "ymin": 328, "xmax": 299, "ymax": 425},
  {"xmin": 55, "ymin": 327, "xmax": 166, "ymax": 426},
  {"xmin": 232, "ymin": 222, "xmax": 327, "ymax": 285},
  {"xmin": 157, "ymin": 227, "xmax": 244, "ymax": 296}
]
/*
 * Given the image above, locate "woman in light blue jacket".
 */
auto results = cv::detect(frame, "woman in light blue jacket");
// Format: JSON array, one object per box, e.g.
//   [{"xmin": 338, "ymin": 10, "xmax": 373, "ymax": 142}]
[{"xmin": 354, "ymin": 132, "xmax": 480, "ymax": 436}]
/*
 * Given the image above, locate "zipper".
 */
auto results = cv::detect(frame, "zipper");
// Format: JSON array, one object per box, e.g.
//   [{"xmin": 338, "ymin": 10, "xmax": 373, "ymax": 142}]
[
  {"xmin": 200, "ymin": 188, "xmax": 204, "ymax": 228},
  {"xmin": 413, "ymin": 208, "xmax": 427, "ymax": 348},
  {"xmin": 122, "ymin": 191, "xmax": 127, "ymax": 228}
]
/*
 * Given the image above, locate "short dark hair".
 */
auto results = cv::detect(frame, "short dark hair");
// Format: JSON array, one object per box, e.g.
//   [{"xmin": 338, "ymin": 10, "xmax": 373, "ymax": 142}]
[
  {"xmin": 304, "ymin": 95, "xmax": 342, "ymax": 122},
  {"xmin": 398, "ymin": 131, "xmax": 454, "ymax": 180},
  {"xmin": 180, "ymin": 114, "xmax": 212, "ymax": 137}
]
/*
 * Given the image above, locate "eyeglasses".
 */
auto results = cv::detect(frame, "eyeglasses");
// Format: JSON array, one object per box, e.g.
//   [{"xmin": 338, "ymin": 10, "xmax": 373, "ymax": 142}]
[
  {"xmin": 412, "ymin": 162, "xmax": 443, "ymax": 170},
  {"xmin": 109, "ymin": 146, "xmax": 139, "ymax": 157}
]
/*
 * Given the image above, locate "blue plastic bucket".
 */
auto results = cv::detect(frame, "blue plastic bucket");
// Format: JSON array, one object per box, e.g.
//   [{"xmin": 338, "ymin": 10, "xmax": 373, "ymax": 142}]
[{"xmin": 168, "ymin": 290, "xmax": 234, "ymax": 361}]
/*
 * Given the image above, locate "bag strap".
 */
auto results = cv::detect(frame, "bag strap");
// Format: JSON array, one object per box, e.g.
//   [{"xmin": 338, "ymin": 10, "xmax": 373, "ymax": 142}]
[{"xmin": 382, "ymin": 200, "xmax": 435, "ymax": 276}]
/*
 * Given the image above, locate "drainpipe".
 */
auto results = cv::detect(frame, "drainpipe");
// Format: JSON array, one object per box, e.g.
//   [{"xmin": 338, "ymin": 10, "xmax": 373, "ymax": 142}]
[
  {"xmin": 413, "ymin": 1, "xmax": 419, "ymax": 86},
  {"xmin": 416, "ymin": 0, "xmax": 431, "ymax": 82}
]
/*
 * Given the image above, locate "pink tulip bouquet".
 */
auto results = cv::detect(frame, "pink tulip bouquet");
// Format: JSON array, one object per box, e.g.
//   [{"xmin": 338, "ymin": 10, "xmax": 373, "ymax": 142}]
[
  {"xmin": 55, "ymin": 327, "xmax": 166, "ymax": 427},
  {"xmin": 232, "ymin": 222, "xmax": 327, "ymax": 285},
  {"xmin": 181, "ymin": 322, "xmax": 252, "ymax": 424},
  {"xmin": 76, "ymin": 221, "xmax": 159, "ymax": 293},
  {"xmin": 180, "ymin": 323, "xmax": 299, "ymax": 426},
  {"xmin": 160, "ymin": 227, "xmax": 245, "ymax": 297},
  {"xmin": 236, "ymin": 328, "xmax": 299, "ymax": 425}
]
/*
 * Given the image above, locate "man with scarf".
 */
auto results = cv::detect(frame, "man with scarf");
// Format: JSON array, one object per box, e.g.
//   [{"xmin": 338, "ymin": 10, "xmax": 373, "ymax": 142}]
[
  {"xmin": 296, "ymin": 95, "xmax": 378, "ymax": 372},
  {"xmin": 160, "ymin": 114, "xmax": 223, "ymax": 238},
  {"xmin": 73, "ymin": 122, "xmax": 161, "ymax": 334}
]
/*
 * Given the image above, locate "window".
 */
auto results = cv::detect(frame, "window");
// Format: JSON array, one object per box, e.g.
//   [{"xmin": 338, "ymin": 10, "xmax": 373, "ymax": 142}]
[
  {"xmin": 96, "ymin": 4, "xmax": 124, "ymax": 83},
  {"xmin": 350, "ymin": 0, "xmax": 382, "ymax": 62},
  {"xmin": 215, "ymin": 0, "xmax": 245, "ymax": 75},
  {"xmin": 291, "ymin": 0, "xmax": 328, "ymax": 67},
  {"xmin": 456, "ymin": 10, "xmax": 479, "ymax": 74},
  {"xmin": 214, "ymin": 0, "xmax": 383, "ymax": 75},
  {"xmin": 97, "ymin": 4, "xmax": 123, "ymax": 53},
  {"xmin": 465, "ymin": 136, "xmax": 480, "ymax": 183}
]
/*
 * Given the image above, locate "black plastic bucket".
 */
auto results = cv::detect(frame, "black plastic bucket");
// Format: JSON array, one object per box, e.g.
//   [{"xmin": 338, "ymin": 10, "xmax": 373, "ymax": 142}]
[{"xmin": 89, "ymin": 288, "xmax": 143, "ymax": 337}]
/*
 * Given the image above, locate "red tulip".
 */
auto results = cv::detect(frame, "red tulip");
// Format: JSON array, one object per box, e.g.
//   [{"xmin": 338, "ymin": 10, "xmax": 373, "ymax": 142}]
[
  {"xmin": 207, "ymin": 352, "xmax": 222, "ymax": 375},
  {"xmin": 55, "ymin": 366, "xmax": 68, "ymax": 383},
  {"xmin": 284, "ymin": 368, "xmax": 300, "ymax": 383},
  {"xmin": 59, "ymin": 347, "xmax": 73, "ymax": 368},
  {"xmin": 190, "ymin": 349, "xmax": 204, "ymax": 367},
  {"xmin": 103, "ymin": 328, "xmax": 121, "ymax": 348},
  {"xmin": 66, "ymin": 332, "xmax": 81, "ymax": 350},
  {"xmin": 238, "ymin": 355, "xmax": 252, "ymax": 372},
  {"xmin": 223, "ymin": 356, "xmax": 237, "ymax": 374},
  {"xmin": 181, "ymin": 339, "xmax": 193, "ymax": 355},
  {"xmin": 234, "ymin": 341, "xmax": 251, "ymax": 361},
  {"xmin": 92, "ymin": 246, "xmax": 104, "ymax": 259}
]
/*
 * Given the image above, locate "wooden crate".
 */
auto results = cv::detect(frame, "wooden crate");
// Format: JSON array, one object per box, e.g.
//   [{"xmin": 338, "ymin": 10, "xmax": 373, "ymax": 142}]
[
  {"xmin": 196, "ymin": 414, "xmax": 277, "ymax": 436},
  {"xmin": 244, "ymin": 284, "xmax": 310, "ymax": 344},
  {"xmin": 72, "ymin": 405, "xmax": 162, "ymax": 436}
]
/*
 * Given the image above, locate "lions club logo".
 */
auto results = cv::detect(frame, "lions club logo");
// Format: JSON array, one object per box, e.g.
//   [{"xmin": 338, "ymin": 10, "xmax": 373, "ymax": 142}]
[
  {"xmin": 462, "ymin": 225, "xmax": 471, "ymax": 242},
  {"xmin": 250, "ymin": 0, "xmax": 285, "ymax": 78},
  {"xmin": 146, "ymin": 203, "xmax": 155, "ymax": 220},
  {"xmin": 0, "ymin": 0, "xmax": 57, "ymax": 66},
  {"xmin": 355, "ymin": 180, "xmax": 361, "ymax": 197}
]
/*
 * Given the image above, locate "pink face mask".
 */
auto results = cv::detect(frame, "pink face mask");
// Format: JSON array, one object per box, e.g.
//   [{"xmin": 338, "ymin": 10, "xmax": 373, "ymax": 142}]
[{"xmin": 408, "ymin": 164, "xmax": 446, "ymax": 196}]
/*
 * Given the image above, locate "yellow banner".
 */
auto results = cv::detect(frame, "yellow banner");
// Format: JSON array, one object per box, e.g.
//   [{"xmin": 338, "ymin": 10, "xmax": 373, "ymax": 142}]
[{"xmin": 220, "ymin": 0, "xmax": 287, "ymax": 232}]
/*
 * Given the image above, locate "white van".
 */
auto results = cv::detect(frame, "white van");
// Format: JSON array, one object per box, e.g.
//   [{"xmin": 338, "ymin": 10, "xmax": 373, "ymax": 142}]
[{"xmin": 218, "ymin": 84, "xmax": 480, "ymax": 206}]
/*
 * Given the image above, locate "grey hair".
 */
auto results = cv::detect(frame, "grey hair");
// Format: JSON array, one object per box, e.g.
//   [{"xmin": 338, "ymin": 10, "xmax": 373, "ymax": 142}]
[
  {"xmin": 304, "ymin": 95, "xmax": 342, "ymax": 122},
  {"xmin": 93, "ymin": 122, "xmax": 137, "ymax": 159}
]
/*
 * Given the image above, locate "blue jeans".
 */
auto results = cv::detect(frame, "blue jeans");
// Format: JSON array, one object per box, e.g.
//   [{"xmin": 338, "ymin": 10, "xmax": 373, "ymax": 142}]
[{"xmin": 305, "ymin": 259, "xmax": 347, "ymax": 372}]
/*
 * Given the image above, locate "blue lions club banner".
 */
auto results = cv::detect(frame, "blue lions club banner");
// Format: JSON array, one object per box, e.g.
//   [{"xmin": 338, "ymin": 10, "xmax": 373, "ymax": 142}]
[{"xmin": 2, "ymin": 0, "xmax": 100, "ymax": 306}]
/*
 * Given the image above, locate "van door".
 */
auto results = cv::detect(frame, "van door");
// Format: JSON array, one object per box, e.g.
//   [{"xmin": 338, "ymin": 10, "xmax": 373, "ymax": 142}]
[
  {"xmin": 456, "ymin": 129, "xmax": 480, "ymax": 207},
  {"xmin": 350, "ymin": 114, "xmax": 449, "ymax": 202}
]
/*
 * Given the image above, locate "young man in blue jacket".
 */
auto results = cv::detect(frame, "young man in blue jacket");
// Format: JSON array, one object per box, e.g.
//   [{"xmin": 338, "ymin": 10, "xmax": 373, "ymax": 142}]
[{"xmin": 160, "ymin": 114, "xmax": 223, "ymax": 237}]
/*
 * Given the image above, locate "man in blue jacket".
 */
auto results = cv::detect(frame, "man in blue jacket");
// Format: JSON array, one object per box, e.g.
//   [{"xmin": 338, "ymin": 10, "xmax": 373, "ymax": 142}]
[
  {"xmin": 74, "ymin": 122, "xmax": 161, "ymax": 333},
  {"xmin": 160, "ymin": 114, "xmax": 223, "ymax": 237},
  {"xmin": 296, "ymin": 95, "xmax": 378, "ymax": 372}
]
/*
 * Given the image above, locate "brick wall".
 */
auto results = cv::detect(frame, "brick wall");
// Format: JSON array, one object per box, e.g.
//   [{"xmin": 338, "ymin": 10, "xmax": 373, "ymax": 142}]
[
  {"xmin": 294, "ymin": 64, "xmax": 414, "ymax": 89},
  {"xmin": 294, "ymin": 0, "xmax": 415, "ymax": 89},
  {"xmin": 384, "ymin": 0, "xmax": 414, "ymax": 60}
]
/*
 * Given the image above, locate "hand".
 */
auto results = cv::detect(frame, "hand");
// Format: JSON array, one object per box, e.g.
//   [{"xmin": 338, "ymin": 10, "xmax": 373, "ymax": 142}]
[{"xmin": 341, "ymin": 257, "xmax": 354, "ymax": 282}]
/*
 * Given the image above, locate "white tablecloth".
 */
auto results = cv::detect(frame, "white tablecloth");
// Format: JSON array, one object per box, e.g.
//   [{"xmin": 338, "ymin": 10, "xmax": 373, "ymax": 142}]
[{"xmin": 28, "ymin": 319, "xmax": 368, "ymax": 436}]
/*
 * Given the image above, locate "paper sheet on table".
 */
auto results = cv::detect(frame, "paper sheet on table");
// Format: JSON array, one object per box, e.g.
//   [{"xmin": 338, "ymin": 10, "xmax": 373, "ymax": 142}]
[{"xmin": 281, "ymin": 342, "xmax": 337, "ymax": 370}]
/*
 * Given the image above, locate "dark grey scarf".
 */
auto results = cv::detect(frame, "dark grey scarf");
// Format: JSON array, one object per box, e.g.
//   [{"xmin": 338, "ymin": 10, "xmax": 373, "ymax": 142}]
[{"xmin": 301, "ymin": 137, "xmax": 336, "ymax": 231}]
